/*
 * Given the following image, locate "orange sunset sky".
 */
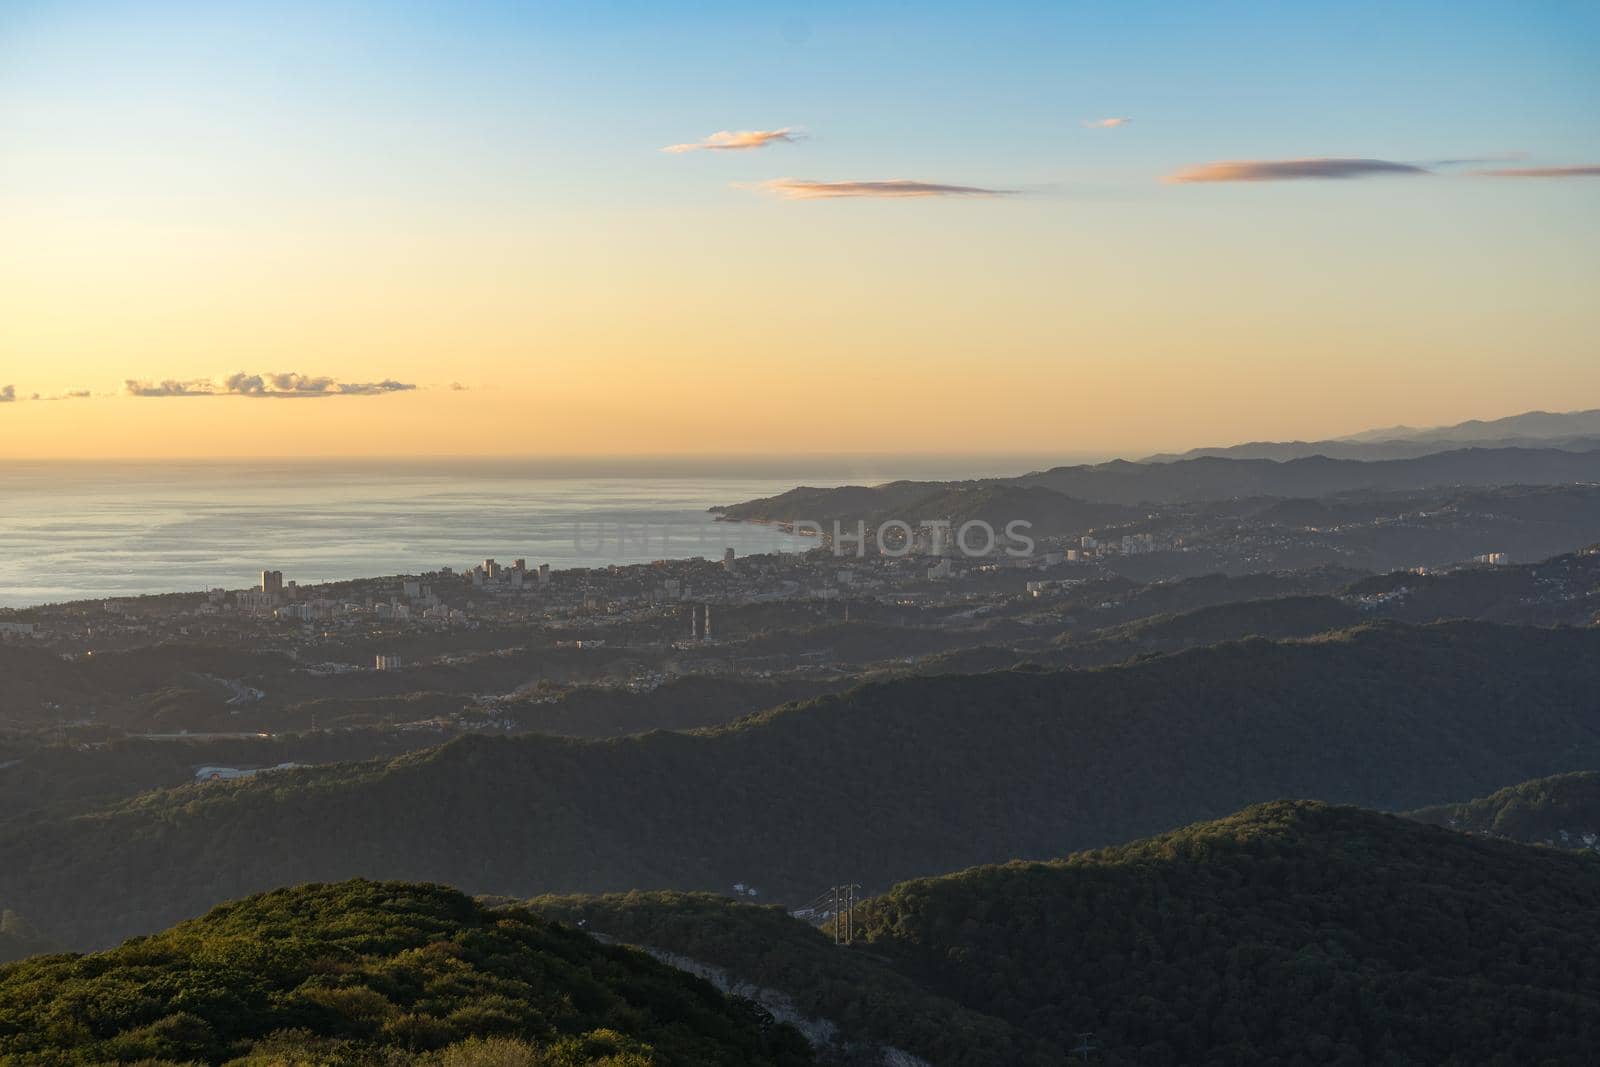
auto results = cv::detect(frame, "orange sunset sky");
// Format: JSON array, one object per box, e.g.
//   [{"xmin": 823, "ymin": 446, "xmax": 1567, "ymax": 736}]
[{"xmin": 2, "ymin": 1, "xmax": 1597, "ymax": 459}]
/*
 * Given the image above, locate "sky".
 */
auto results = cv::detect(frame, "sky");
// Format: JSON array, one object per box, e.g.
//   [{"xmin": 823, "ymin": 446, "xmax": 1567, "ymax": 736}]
[{"xmin": 1, "ymin": 0, "xmax": 1597, "ymax": 460}]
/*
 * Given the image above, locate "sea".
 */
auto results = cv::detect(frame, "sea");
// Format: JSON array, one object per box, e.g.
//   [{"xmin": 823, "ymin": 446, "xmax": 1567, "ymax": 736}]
[{"xmin": 0, "ymin": 455, "xmax": 1087, "ymax": 608}]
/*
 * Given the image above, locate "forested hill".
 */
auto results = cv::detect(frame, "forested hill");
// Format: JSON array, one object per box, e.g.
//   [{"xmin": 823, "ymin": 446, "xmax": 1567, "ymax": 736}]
[
  {"xmin": 855, "ymin": 801, "xmax": 1600, "ymax": 1064},
  {"xmin": 532, "ymin": 801, "xmax": 1600, "ymax": 1065},
  {"xmin": 15, "ymin": 808, "xmax": 1594, "ymax": 1065},
  {"xmin": 1410, "ymin": 769, "xmax": 1600, "ymax": 849},
  {"xmin": 0, "ymin": 879, "xmax": 811, "ymax": 1066},
  {"xmin": 716, "ymin": 445, "xmax": 1600, "ymax": 514},
  {"xmin": 8, "ymin": 621, "xmax": 1600, "ymax": 950},
  {"xmin": 528, "ymin": 889, "xmax": 1065, "ymax": 1065}
]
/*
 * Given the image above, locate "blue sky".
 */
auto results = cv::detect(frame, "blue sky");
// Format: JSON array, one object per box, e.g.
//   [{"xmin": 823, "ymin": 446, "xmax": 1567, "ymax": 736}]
[
  {"xmin": 5, "ymin": 0, "xmax": 1596, "ymax": 205},
  {"xmin": 2, "ymin": 1, "xmax": 1598, "ymax": 457}
]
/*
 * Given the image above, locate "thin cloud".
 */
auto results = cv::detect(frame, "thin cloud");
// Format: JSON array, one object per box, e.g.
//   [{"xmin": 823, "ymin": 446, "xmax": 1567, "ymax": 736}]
[
  {"xmin": 125, "ymin": 373, "xmax": 417, "ymax": 398},
  {"xmin": 1471, "ymin": 164, "xmax": 1600, "ymax": 178},
  {"xmin": 1427, "ymin": 153, "xmax": 1527, "ymax": 167},
  {"xmin": 662, "ymin": 128, "xmax": 800, "ymax": 153},
  {"xmin": 1083, "ymin": 117, "xmax": 1130, "ymax": 129},
  {"xmin": 0, "ymin": 386, "xmax": 88, "ymax": 402},
  {"xmin": 331, "ymin": 379, "xmax": 416, "ymax": 396},
  {"xmin": 1164, "ymin": 157, "xmax": 1430, "ymax": 183},
  {"xmin": 744, "ymin": 178, "xmax": 1015, "ymax": 200}
]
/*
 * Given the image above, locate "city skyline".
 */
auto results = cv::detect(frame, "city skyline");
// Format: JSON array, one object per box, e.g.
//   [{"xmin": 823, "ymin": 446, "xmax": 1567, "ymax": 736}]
[{"xmin": 3, "ymin": 1, "xmax": 1598, "ymax": 458}]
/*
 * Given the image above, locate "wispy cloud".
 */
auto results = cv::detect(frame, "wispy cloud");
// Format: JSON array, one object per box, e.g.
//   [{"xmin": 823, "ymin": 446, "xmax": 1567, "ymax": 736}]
[
  {"xmin": 125, "ymin": 373, "xmax": 417, "ymax": 398},
  {"xmin": 1427, "ymin": 153, "xmax": 1527, "ymax": 168},
  {"xmin": 1083, "ymin": 117, "xmax": 1130, "ymax": 129},
  {"xmin": 1163, "ymin": 157, "xmax": 1430, "ymax": 183},
  {"xmin": 743, "ymin": 178, "xmax": 1015, "ymax": 200},
  {"xmin": 1470, "ymin": 164, "xmax": 1600, "ymax": 178},
  {"xmin": 662, "ymin": 128, "xmax": 801, "ymax": 153},
  {"xmin": 1, "ymin": 386, "xmax": 95, "ymax": 403}
]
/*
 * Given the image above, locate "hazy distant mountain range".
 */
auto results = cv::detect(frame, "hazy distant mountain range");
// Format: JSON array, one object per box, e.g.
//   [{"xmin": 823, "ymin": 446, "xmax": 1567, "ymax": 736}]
[
  {"xmin": 717, "ymin": 409, "xmax": 1600, "ymax": 523},
  {"xmin": 1016, "ymin": 446, "xmax": 1600, "ymax": 504},
  {"xmin": 1141, "ymin": 408, "xmax": 1600, "ymax": 462},
  {"xmin": 1345, "ymin": 408, "xmax": 1600, "ymax": 443},
  {"xmin": 719, "ymin": 446, "xmax": 1600, "ymax": 516}
]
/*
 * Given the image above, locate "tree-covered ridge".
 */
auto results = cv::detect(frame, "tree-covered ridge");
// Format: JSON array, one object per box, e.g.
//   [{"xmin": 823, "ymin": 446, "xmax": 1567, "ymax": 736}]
[
  {"xmin": 1410, "ymin": 770, "xmax": 1600, "ymax": 849},
  {"xmin": 858, "ymin": 801, "xmax": 1600, "ymax": 1065},
  {"xmin": 0, "ymin": 880, "xmax": 810, "ymax": 1067},
  {"xmin": 528, "ymin": 792, "xmax": 1600, "ymax": 1066},
  {"xmin": 9, "ymin": 621, "xmax": 1600, "ymax": 951}
]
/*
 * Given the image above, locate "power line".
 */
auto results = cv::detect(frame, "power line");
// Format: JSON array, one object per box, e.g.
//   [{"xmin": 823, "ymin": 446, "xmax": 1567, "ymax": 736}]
[
  {"xmin": 793, "ymin": 883, "xmax": 862, "ymax": 945},
  {"xmin": 831, "ymin": 883, "xmax": 861, "ymax": 945}
]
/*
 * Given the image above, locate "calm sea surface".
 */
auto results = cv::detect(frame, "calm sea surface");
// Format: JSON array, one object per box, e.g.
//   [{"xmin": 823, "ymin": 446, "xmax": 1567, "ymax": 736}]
[{"xmin": 0, "ymin": 455, "xmax": 1080, "ymax": 608}]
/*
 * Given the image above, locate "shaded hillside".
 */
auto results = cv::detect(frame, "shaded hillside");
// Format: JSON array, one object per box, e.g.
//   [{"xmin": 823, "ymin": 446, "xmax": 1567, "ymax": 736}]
[
  {"xmin": 0, "ymin": 678, "xmax": 845, "ymax": 830},
  {"xmin": 893, "ymin": 644, "xmax": 1032, "ymax": 677},
  {"xmin": 0, "ymin": 908, "xmax": 57, "ymax": 964},
  {"xmin": 944, "ymin": 545, "xmax": 1598, "ymax": 670},
  {"xmin": 1350, "ymin": 540, "xmax": 1600, "ymax": 625},
  {"xmin": 1130, "ymin": 484, "xmax": 1600, "ymax": 577},
  {"xmin": 535, "ymin": 798, "xmax": 1600, "ymax": 1065},
  {"xmin": 994, "ymin": 567, "xmax": 1360, "ymax": 638},
  {"xmin": 0, "ymin": 729, "xmax": 458, "ymax": 831},
  {"xmin": 1410, "ymin": 770, "xmax": 1600, "ymax": 850},
  {"xmin": 1021, "ymin": 546, "xmax": 1600, "ymax": 661},
  {"xmin": 528, "ymin": 892, "xmax": 1058, "ymax": 1065},
  {"xmin": 859, "ymin": 801, "xmax": 1600, "ymax": 1065},
  {"xmin": 1091, "ymin": 567, "xmax": 1362, "ymax": 621},
  {"xmin": 916, "ymin": 545, "xmax": 1598, "ymax": 672},
  {"xmin": 9, "ymin": 623, "xmax": 1600, "ymax": 949},
  {"xmin": 721, "ymin": 619, "xmax": 988, "ymax": 666},
  {"xmin": 900, "ymin": 593, "xmax": 1363, "ymax": 675},
  {"xmin": 1, "ymin": 635, "xmax": 714, "ymax": 735},
  {"xmin": 500, "ymin": 676, "xmax": 846, "ymax": 738},
  {"xmin": 1051, "ymin": 595, "xmax": 1365, "ymax": 663},
  {"xmin": 0, "ymin": 644, "xmax": 99, "ymax": 718},
  {"xmin": 0, "ymin": 879, "xmax": 810, "ymax": 1066},
  {"xmin": 1309, "ymin": 484, "xmax": 1600, "ymax": 573},
  {"xmin": 881, "ymin": 483, "xmax": 1136, "ymax": 538}
]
